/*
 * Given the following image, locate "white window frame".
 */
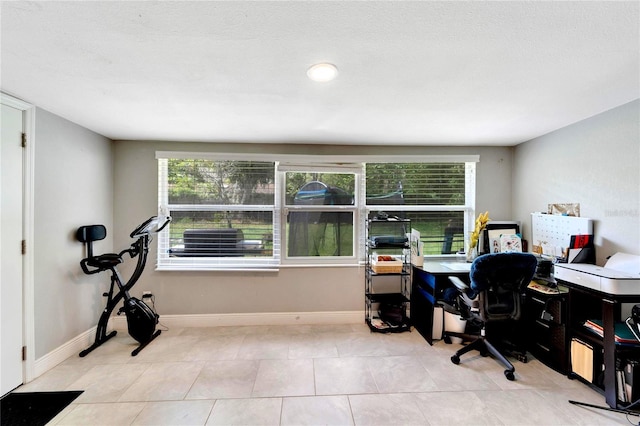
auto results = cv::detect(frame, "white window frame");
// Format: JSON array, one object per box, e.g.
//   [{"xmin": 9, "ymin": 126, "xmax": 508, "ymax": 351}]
[
  {"xmin": 156, "ymin": 152, "xmax": 478, "ymax": 271},
  {"xmin": 363, "ymin": 157, "xmax": 477, "ymax": 258},
  {"xmin": 278, "ymin": 162, "xmax": 363, "ymax": 266},
  {"xmin": 156, "ymin": 152, "xmax": 280, "ymax": 271}
]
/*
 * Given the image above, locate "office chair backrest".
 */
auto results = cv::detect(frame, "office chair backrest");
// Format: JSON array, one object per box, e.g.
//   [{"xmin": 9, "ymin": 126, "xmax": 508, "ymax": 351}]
[{"xmin": 470, "ymin": 252, "xmax": 537, "ymax": 322}]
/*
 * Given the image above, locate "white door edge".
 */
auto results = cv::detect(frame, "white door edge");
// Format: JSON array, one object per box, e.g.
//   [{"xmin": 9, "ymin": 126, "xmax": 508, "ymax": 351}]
[{"xmin": 1, "ymin": 92, "xmax": 35, "ymax": 383}]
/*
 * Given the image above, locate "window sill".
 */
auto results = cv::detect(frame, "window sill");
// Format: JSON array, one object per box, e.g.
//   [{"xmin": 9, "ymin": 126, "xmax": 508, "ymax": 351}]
[{"xmin": 155, "ymin": 263, "xmax": 361, "ymax": 272}]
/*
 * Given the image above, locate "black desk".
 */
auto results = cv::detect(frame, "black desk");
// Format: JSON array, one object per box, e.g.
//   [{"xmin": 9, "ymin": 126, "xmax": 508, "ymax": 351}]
[
  {"xmin": 412, "ymin": 261, "xmax": 470, "ymax": 345},
  {"xmin": 524, "ymin": 284, "xmax": 569, "ymax": 374},
  {"xmin": 560, "ymin": 281, "xmax": 640, "ymax": 409}
]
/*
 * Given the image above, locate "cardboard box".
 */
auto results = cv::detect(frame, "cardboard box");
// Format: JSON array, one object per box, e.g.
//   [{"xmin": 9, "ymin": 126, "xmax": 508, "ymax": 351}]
[{"xmin": 371, "ymin": 256, "xmax": 403, "ymax": 274}]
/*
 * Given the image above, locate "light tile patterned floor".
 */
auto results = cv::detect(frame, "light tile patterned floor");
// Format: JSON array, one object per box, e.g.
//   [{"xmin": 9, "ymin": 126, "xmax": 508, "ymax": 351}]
[{"xmin": 15, "ymin": 324, "xmax": 630, "ymax": 425}]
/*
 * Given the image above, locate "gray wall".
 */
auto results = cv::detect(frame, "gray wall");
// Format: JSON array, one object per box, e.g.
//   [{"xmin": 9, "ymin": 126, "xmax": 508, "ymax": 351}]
[
  {"xmin": 33, "ymin": 108, "xmax": 113, "ymax": 358},
  {"xmin": 112, "ymin": 141, "xmax": 514, "ymax": 315},
  {"xmin": 29, "ymin": 100, "xmax": 639, "ymax": 358},
  {"xmin": 513, "ymin": 100, "xmax": 640, "ymax": 265}
]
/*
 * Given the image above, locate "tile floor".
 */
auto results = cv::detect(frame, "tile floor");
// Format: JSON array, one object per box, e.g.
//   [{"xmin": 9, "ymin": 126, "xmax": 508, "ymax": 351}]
[{"xmin": 15, "ymin": 323, "xmax": 632, "ymax": 425}]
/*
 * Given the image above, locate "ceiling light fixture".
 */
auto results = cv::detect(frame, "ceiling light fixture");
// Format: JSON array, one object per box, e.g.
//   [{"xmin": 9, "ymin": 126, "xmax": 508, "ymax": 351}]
[{"xmin": 307, "ymin": 63, "xmax": 338, "ymax": 82}]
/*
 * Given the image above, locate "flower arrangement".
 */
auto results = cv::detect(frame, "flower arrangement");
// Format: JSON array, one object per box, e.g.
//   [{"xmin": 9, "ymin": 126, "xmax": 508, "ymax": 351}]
[{"xmin": 469, "ymin": 211, "xmax": 490, "ymax": 254}]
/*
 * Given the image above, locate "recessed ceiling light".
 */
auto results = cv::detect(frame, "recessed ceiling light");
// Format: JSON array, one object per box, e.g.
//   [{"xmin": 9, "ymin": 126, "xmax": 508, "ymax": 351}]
[{"xmin": 307, "ymin": 63, "xmax": 338, "ymax": 82}]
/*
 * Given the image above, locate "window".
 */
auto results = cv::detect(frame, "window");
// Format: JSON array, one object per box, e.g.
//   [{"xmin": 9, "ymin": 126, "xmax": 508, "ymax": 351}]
[
  {"xmin": 366, "ymin": 162, "xmax": 475, "ymax": 255},
  {"xmin": 157, "ymin": 152, "xmax": 476, "ymax": 270},
  {"xmin": 157, "ymin": 155, "xmax": 278, "ymax": 270},
  {"xmin": 280, "ymin": 165, "xmax": 361, "ymax": 264}
]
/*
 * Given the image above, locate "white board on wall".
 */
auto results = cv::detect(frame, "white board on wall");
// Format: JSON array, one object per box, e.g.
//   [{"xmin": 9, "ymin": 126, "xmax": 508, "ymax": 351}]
[{"xmin": 531, "ymin": 213, "xmax": 593, "ymax": 257}]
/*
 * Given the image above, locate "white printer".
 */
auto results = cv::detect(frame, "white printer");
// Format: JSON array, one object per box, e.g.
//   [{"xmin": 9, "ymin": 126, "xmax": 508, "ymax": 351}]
[{"xmin": 554, "ymin": 253, "xmax": 640, "ymax": 295}]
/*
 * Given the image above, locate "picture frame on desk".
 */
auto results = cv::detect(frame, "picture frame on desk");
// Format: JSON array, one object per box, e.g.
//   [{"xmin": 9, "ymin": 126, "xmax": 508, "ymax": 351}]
[
  {"xmin": 479, "ymin": 221, "xmax": 520, "ymax": 255},
  {"xmin": 499, "ymin": 234, "xmax": 522, "ymax": 252}
]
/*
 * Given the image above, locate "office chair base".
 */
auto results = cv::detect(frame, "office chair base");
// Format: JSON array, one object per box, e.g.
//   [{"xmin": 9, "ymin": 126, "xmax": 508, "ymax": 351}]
[{"xmin": 447, "ymin": 333, "xmax": 517, "ymax": 381}]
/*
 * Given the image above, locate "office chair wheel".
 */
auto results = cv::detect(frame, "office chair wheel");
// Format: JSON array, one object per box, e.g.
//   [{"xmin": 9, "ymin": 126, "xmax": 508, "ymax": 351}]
[
  {"xmin": 504, "ymin": 370, "xmax": 515, "ymax": 381},
  {"xmin": 451, "ymin": 355, "xmax": 460, "ymax": 365}
]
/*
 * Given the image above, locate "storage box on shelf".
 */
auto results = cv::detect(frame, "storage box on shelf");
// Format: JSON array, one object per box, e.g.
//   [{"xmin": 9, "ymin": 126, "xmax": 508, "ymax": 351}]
[
  {"xmin": 371, "ymin": 255, "xmax": 404, "ymax": 274},
  {"xmin": 364, "ymin": 217, "xmax": 411, "ymax": 333}
]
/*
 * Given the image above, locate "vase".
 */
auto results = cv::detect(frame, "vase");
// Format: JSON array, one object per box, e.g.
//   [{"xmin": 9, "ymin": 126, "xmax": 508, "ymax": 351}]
[{"xmin": 466, "ymin": 247, "xmax": 478, "ymax": 263}]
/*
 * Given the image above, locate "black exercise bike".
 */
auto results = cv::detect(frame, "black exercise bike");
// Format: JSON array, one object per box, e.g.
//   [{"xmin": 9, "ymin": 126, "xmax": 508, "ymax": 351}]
[{"xmin": 76, "ymin": 216, "xmax": 171, "ymax": 357}]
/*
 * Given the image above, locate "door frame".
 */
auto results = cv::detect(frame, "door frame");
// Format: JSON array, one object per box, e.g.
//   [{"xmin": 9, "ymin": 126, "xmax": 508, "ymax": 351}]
[{"xmin": 1, "ymin": 92, "xmax": 35, "ymax": 383}]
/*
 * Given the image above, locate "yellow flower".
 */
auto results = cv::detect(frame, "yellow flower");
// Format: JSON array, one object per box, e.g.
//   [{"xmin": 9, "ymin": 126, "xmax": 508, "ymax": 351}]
[{"xmin": 469, "ymin": 211, "xmax": 490, "ymax": 249}]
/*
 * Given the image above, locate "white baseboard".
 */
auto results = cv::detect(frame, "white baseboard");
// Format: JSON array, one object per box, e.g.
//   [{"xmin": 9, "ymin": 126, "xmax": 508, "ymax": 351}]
[
  {"xmin": 110, "ymin": 311, "xmax": 363, "ymax": 330},
  {"xmin": 33, "ymin": 326, "xmax": 97, "ymax": 378},
  {"xmin": 32, "ymin": 311, "xmax": 363, "ymax": 381}
]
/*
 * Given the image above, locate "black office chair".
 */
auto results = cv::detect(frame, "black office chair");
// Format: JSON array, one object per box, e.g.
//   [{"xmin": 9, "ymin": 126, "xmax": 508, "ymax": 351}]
[{"xmin": 443, "ymin": 252, "xmax": 537, "ymax": 380}]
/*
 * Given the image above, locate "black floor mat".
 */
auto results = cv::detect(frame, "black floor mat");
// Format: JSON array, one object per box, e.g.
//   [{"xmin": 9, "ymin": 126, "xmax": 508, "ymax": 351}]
[{"xmin": 1, "ymin": 390, "xmax": 83, "ymax": 426}]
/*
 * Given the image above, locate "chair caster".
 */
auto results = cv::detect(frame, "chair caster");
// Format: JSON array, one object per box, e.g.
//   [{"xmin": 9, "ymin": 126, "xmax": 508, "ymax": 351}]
[
  {"xmin": 443, "ymin": 336, "xmax": 452, "ymax": 344},
  {"xmin": 504, "ymin": 370, "xmax": 515, "ymax": 381},
  {"xmin": 451, "ymin": 355, "xmax": 460, "ymax": 365}
]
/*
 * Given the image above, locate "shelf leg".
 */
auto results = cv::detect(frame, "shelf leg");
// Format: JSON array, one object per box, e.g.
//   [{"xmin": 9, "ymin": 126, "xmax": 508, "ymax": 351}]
[{"xmin": 603, "ymin": 299, "xmax": 617, "ymax": 409}]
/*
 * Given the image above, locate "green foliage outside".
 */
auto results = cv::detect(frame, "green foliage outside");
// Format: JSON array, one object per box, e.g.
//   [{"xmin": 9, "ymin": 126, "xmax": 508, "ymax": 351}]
[{"xmin": 166, "ymin": 160, "xmax": 466, "ymax": 257}]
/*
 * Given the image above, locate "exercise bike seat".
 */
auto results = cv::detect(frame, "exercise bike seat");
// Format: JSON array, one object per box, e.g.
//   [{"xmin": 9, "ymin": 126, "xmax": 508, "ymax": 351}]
[
  {"xmin": 85, "ymin": 253, "xmax": 123, "ymax": 270},
  {"xmin": 77, "ymin": 224, "xmax": 123, "ymax": 273}
]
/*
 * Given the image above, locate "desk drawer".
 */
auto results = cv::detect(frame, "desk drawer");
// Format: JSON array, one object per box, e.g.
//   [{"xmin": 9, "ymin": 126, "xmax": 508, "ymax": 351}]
[
  {"xmin": 528, "ymin": 295, "xmax": 564, "ymax": 325},
  {"xmin": 532, "ymin": 320, "xmax": 565, "ymax": 349}
]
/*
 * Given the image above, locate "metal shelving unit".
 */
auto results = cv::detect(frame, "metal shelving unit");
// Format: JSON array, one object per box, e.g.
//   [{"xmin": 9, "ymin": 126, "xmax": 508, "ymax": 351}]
[{"xmin": 365, "ymin": 217, "xmax": 411, "ymax": 333}]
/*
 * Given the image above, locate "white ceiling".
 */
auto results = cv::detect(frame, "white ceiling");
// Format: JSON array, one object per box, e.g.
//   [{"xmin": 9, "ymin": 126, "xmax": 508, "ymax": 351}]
[{"xmin": 1, "ymin": 1, "xmax": 638, "ymax": 146}]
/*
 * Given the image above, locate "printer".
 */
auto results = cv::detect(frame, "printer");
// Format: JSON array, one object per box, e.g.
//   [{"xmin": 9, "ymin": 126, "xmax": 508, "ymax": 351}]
[{"xmin": 554, "ymin": 253, "xmax": 640, "ymax": 295}]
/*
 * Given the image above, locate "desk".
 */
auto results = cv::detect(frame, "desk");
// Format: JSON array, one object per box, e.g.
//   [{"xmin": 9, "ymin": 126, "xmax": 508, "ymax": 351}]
[
  {"xmin": 524, "ymin": 283, "xmax": 569, "ymax": 374},
  {"xmin": 411, "ymin": 261, "xmax": 470, "ymax": 345},
  {"xmin": 560, "ymin": 281, "xmax": 640, "ymax": 409},
  {"xmin": 554, "ymin": 259, "xmax": 640, "ymax": 408}
]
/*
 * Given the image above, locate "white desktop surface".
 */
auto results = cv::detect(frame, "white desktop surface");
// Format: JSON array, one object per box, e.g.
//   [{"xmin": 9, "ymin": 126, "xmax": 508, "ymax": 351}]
[
  {"xmin": 555, "ymin": 262, "xmax": 640, "ymax": 295},
  {"xmin": 422, "ymin": 261, "xmax": 471, "ymax": 274}
]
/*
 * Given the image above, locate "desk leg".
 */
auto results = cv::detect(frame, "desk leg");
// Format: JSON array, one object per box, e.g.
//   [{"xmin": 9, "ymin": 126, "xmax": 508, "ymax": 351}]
[
  {"xmin": 411, "ymin": 282, "xmax": 434, "ymax": 345},
  {"xmin": 603, "ymin": 299, "xmax": 617, "ymax": 408}
]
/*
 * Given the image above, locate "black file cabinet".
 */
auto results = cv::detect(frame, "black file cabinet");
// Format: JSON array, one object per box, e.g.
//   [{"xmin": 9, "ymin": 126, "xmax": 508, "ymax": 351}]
[{"xmin": 524, "ymin": 288, "xmax": 569, "ymax": 374}]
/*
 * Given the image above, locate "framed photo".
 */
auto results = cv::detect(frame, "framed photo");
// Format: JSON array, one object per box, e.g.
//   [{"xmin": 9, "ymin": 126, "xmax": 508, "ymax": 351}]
[{"xmin": 499, "ymin": 234, "xmax": 522, "ymax": 252}]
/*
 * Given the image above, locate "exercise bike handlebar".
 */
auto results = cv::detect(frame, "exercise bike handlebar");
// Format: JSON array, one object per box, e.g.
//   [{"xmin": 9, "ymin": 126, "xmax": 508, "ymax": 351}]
[{"xmin": 130, "ymin": 216, "xmax": 171, "ymax": 239}]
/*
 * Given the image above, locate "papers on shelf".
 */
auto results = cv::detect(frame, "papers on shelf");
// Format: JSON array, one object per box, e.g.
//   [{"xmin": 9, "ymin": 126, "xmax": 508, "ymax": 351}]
[
  {"xmin": 583, "ymin": 319, "xmax": 640, "ymax": 345},
  {"xmin": 527, "ymin": 281, "xmax": 561, "ymax": 295}
]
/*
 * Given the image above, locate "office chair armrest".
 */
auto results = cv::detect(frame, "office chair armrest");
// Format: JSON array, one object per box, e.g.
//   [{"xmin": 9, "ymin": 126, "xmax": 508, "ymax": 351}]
[{"xmin": 448, "ymin": 275, "xmax": 469, "ymax": 292}]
